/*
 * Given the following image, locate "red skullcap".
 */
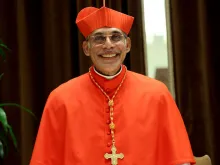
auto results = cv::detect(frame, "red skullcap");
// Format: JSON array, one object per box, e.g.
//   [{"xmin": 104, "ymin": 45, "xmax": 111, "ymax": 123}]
[{"xmin": 76, "ymin": 6, "xmax": 134, "ymax": 37}]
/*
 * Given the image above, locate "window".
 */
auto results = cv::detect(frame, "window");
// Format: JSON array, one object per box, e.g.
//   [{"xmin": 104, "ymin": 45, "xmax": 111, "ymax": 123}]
[{"xmin": 142, "ymin": 0, "xmax": 175, "ymax": 98}]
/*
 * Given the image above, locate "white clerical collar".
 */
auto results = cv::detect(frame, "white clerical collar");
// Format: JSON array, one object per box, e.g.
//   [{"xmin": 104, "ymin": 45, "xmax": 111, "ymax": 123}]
[{"xmin": 93, "ymin": 66, "xmax": 122, "ymax": 80}]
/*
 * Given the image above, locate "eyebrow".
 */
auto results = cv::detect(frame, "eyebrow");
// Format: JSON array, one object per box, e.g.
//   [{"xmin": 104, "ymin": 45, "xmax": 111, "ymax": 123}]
[
  {"xmin": 92, "ymin": 32, "xmax": 104, "ymax": 36},
  {"xmin": 92, "ymin": 30, "xmax": 122, "ymax": 36},
  {"xmin": 111, "ymin": 31, "xmax": 122, "ymax": 34}
]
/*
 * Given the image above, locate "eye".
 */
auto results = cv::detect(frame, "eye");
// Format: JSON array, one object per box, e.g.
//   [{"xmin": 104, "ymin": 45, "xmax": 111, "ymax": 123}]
[
  {"xmin": 94, "ymin": 35, "xmax": 106, "ymax": 43},
  {"xmin": 111, "ymin": 34, "xmax": 123, "ymax": 42}
]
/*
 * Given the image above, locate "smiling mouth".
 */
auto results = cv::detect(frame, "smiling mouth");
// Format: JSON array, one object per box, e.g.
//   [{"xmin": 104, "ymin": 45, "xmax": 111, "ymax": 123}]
[{"xmin": 100, "ymin": 54, "xmax": 119, "ymax": 58}]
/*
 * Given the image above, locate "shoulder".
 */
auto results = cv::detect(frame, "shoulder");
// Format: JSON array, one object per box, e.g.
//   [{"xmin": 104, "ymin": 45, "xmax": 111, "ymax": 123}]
[
  {"xmin": 41, "ymin": 73, "xmax": 91, "ymax": 118},
  {"xmin": 127, "ymin": 72, "xmax": 180, "ymax": 115},
  {"xmin": 126, "ymin": 71, "xmax": 169, "ymax": 94},
  {"xmin": 47, "ymin": 73, "xmax": 90, "ymax": 103}
]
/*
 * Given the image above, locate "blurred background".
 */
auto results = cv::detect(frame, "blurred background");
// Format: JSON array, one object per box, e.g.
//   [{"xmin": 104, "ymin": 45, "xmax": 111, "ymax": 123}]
[{"xmin": 0, "ymin": 0, "xmax": 219, "ymax": 164}]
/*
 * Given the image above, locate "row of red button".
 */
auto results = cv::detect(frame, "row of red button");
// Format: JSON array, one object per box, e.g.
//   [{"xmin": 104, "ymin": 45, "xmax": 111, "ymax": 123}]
[
  {"xmin": 106, "ymin": 104, "xmax": 112, "ymax": 147},
  {"xmin": 106, "ymin": 117, "xmax": 112, "ymax": 147},
  {"xmin": 106, "ymin": 119, "xmax": 111, "ymax": 135}
]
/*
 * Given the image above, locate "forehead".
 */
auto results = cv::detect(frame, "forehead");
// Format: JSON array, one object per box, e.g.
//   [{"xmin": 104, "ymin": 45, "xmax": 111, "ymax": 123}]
[{"xmin": 91, "ymin": 27, "xmax": 123, "ymax": 35}]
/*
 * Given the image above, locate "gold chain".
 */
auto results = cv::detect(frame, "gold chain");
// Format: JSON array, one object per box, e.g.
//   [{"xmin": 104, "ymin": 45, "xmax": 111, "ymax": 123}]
[{"xmin": 89, "ymin": 67, "xmax": 127, "ymax": 146}]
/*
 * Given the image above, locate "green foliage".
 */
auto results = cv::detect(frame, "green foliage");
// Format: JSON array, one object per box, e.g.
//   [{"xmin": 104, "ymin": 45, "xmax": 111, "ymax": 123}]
[
  {"xmin": 0, "ymin": 39, "xmax": 36, "ymax": 159},
  {"xmin": 0, "ymin": 108, "xmax": 16, "ymax": 159},
  {"xmin": 0, "ymin": 39, "xmax": 10, "ymax": 62}
]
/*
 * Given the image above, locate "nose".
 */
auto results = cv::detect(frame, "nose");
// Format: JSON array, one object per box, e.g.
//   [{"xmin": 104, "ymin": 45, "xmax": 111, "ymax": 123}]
[{"xmin": 103, "ymin": 36, "xmax": 114, "ymax": 49}]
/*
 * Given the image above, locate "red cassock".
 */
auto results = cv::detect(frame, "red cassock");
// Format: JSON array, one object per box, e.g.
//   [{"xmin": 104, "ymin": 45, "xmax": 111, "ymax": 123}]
[{"xmin": 30, "ymin": 65, "xmax": 195, "ymax": 165}]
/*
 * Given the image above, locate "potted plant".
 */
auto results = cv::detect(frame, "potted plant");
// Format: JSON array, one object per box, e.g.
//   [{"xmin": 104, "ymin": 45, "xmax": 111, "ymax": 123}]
[{"xmin": 0, "ymin": 39, "xmax": 36, "ymax": 162}]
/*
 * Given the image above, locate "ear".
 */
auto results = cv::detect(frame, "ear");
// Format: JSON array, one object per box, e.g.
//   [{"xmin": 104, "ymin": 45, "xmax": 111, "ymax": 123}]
[
  {"xmin": 125, "ymin": 37, "xmax": 131, "ymax": 53},
  {"xmin": 82, "ymin": 41, "xmax": 90, "ymax": 56}
]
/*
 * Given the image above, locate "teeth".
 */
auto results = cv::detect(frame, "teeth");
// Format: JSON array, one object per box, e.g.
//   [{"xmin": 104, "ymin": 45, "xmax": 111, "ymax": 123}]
[{"xmin": 101, "ymin": 54, "xmax": 116, "ymax": 58}]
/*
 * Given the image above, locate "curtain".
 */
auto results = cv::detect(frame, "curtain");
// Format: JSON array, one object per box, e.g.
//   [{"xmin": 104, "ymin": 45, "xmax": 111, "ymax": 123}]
[
  {"xmin": 0, "ymin": 0, "xmax": 145, "ymax": 164},
  {"xmin": 169, "ymin": 0, "xmax": 220, "ymax": 164}
]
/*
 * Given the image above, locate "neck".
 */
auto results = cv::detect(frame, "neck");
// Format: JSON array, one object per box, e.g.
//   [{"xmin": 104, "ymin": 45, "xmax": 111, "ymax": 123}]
[{"xmin": 94, "ymin": 66, "xmax": 122, "ymax": 80}]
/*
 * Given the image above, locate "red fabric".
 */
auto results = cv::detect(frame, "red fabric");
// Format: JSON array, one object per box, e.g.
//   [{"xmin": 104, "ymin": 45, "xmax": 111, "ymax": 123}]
[
  {"xmin": 30, "ymin": 65, "xmax": 195, "ymax": 165},
  {"xmin": 76, "ymin": 7, "xmax": 134, "ymax": 37}
]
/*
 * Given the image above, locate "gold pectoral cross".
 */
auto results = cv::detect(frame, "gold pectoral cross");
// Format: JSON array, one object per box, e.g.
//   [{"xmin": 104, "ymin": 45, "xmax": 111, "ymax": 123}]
[{"xmin": 104, "ymin": 145, "xmax": 124, "ymax": 165}]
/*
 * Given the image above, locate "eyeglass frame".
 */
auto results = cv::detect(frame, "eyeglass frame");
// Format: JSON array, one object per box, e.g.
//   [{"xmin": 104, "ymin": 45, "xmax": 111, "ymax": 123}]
[{"xmin": 86, "ymin": 32, "xmax": 128, "ymax": 46}]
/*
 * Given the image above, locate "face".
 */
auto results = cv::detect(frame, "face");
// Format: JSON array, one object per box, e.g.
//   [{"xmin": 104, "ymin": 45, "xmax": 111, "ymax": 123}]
[{"xmin": 83, "ymin": 27, "xmax": 131, "ymax": 76}]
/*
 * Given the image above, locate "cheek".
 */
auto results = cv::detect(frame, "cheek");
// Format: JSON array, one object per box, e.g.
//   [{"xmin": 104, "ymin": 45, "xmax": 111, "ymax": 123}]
[
  {"xmin": 89, "ymin": 46, "xmax": 101, "ymax": 55},
  {"xmin": 115, "ymin": 42, "xmax": 127, "ymax": 51},
  {"xmin": 118, "ymin": 46, "xmax": 127, "ymax": 55},
  {"xmin": 89, "ymin": 49, "xmax": 100, "ymax": 62}
]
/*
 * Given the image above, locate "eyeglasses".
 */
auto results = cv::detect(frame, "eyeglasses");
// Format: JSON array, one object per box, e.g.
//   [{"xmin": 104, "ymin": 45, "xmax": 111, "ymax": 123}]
[{"xmin": 87, "ymin": 33, "xmax": 127, "ymax": 45}]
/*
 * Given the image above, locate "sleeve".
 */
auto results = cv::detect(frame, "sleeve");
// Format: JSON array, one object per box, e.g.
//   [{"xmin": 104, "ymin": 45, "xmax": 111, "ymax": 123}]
[
  {"xmin": 29, "ymin": 91, "xmax": 66, "ymax": 165},
  {"xmin": 157, "ymin": 88, "xmax": 196, "ymax": 165}
]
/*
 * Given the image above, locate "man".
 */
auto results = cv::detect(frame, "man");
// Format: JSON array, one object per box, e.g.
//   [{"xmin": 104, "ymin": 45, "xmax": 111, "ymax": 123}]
[{"xmin": 30, "ymin": 4, "xmax": 195, "ymax": 165}]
